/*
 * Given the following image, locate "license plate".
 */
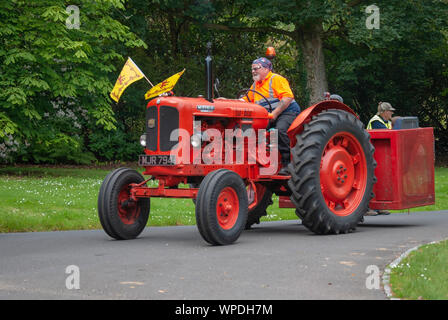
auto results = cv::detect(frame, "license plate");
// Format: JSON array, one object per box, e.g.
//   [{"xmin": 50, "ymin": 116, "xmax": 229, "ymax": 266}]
[{"xmin": 139, "ymin": 155, "xmax": 176, "ymax": 166}]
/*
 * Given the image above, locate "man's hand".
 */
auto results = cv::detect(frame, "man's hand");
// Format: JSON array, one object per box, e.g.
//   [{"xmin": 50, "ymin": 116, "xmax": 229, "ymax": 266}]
[{"xmin": 271, "ymin": 108, "xmax": 281, "ymax": 120}]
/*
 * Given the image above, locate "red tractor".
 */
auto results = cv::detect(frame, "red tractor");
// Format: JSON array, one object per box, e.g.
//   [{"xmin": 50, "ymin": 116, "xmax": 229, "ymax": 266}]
[{"xmin": 98, "ymin": 45, "xmax": 435, "ymax": 245}]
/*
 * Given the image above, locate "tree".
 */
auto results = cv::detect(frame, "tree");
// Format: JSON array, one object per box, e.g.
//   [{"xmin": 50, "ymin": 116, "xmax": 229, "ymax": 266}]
[
  {"xmin": 196, "ymin": 0, "xmax": 368, "ymax": 104},
  {"xmin": 324, "ymin": 0, "xmax": 448, "ymax": 155},
  {"xmin": 195, "ymin": 0, "xmax": 448, "ymax": 157},
  {"xmin": 0, "ymin": 0, "xmax": 146, "ymax": 163},
  {"xmin": 2, "ymin": 0, "xmax": 447, "ymax": 163}
]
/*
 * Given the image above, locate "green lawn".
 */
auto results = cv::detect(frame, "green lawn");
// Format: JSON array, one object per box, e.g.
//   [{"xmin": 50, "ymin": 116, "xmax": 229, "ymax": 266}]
[
  {"xmin": 0, "ymin": 166, "xmax": 193, "ymax": 232},
  {"xmin": 389, "ymin": 239, "xmax": 448, "ymax": 300},
  {"xmin": 0, "ymin": 167, "xmax": 109, "ymax": 232},
  {"xmin": 1, "ymin": 166, "xmax": 447, "ymax": 232}
]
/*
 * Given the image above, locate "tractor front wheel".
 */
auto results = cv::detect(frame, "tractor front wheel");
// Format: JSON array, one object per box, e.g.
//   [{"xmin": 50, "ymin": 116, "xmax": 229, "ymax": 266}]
[
  {"xmin": 288, "ymin": 109, "xmax": 376, "ymax": 234},
  {"xmin": 98, "ymin": 168, "xmax": 150, "ymax": 240},
  {"xmin": 195, "ymin": 169, "xmax": 248, "ymax": 245}
]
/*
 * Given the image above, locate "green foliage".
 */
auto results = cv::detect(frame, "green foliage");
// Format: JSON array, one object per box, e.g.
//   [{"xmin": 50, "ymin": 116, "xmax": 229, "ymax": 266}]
[
  {"xmin": 25, "ymin": 133, "xmax": 97, "ymax": 165},
  {"xmin": 0, "ymin": 0, "xmax": 146, "ymax": 163},
  {"xmin": 1, "ymin": 0, "xmax": 448, "ymax": 163},
  {"xmin": 324, "ymin": 0, "xmax": 448, "ymax": 155},
  {"xmin": 88, "ymin": 126, "xmax": 142, "ymax": 161}
]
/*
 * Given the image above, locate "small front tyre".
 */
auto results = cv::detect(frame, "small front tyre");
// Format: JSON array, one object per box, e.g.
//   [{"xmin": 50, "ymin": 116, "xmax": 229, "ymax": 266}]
[
  {"xmin": 195, "ymin": 169, "xmax": 248, "ymax": 245},
  {"xmin": 98, "ymin": 168, "xmax": 150, "ymax": 240}
]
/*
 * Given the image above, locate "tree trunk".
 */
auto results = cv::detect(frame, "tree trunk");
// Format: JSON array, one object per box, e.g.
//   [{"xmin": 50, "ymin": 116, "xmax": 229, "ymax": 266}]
[{"xmin": 297, "ymin": 23, "xmax": 328, "ymax": 105}]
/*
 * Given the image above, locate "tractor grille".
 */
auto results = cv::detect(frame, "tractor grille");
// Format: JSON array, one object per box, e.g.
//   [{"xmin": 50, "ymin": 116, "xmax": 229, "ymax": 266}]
[
  {"xmin": 146, "ymin": 106, "xmax": 157, "ymax": 151},
  {"xmin": 146, "ymin": 105, "xmax": 179, "ymax": 152},
  {"xmin": 159, "ymin": 106, "xmax": 179, "ymax": 151}
]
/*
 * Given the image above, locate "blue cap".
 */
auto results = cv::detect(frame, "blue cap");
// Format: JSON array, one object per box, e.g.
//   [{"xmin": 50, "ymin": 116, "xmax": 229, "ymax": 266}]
[{"xmin": 252, "ymin": 57, "xmax": 272, "ymax": 70}]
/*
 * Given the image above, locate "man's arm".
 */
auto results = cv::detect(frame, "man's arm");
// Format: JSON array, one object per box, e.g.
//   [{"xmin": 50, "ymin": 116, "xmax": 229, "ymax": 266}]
[
  {"xmin": 271, "ymin": 97, "xmax": 293, "ymax": 120},
  {"xmin": 270, "ymin": 75, "xmax": 294, "ymax": 119}
]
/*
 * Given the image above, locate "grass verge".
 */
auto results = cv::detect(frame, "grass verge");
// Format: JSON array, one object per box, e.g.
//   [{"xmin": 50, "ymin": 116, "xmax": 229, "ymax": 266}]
[
  {"xmin": 389, "ymin": 239, "xmax": 448, "ymax": 300},
  {"xmin": 0, "ymin": 166, "xmax": 445, "ymax": 233},
  {"xmin": 0, "ymin": 166, "xmax": 297, "ymax": 232}
]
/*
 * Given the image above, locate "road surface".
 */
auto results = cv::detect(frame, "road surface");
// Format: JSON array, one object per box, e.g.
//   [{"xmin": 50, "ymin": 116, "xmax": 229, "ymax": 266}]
[{"xmin": 1, "ymin": 211, "xmax": 447, "ymax": 300}]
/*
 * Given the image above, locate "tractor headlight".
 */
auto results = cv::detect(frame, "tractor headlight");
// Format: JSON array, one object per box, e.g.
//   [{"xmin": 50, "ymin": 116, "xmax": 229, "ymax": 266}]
[
  {"xmin": 191, "ymin": 133, "xmax": 201, "ymax": 148},
  {"xmin": 139, "ymin": 134, "xmax": 146, "ymax": 147}
]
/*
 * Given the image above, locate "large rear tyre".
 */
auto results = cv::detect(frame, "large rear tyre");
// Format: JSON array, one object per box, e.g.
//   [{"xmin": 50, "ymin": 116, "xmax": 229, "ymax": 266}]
[
  {"xmin": 195, "ymin": 169, "xmax": 248, "ymax": 245},
  {"xmin": 98, "ymin": 168, "xmax": 150, "ymax": 240},
  {"xmin": 288, "ymin": 109, "xmax": 376, "ymax": 234}
]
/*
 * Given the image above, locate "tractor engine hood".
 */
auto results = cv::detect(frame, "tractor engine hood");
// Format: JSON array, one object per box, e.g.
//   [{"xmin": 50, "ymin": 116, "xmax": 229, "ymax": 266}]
[{"xmin": 147, "ymin": 96, "xmax": 270, "ymax": 128}]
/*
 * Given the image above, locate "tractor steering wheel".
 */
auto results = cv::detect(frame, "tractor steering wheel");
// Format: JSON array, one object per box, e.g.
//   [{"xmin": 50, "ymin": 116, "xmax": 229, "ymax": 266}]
[{"xmin": 237, "ymin": 88, "xmax": 273, "ymax": 113}]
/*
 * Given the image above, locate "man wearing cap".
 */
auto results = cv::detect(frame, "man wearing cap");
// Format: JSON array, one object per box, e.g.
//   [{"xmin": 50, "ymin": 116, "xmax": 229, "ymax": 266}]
[
  {"xmin": 365, "ymin": 101, "xmax": 396, "ymax": 216},
  {"xmin": 367, "ymin": 102, "xmax": 396, "ymax": 129},
  {"xmin": 243, "ymin": 57, "xmax": 301, "ymax": 175}
]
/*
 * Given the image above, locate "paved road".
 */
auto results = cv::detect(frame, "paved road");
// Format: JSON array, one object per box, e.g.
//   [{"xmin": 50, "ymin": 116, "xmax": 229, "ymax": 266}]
[{"xmin": 1, "ymin": 211, "xmax": 448, "ymax": 300}]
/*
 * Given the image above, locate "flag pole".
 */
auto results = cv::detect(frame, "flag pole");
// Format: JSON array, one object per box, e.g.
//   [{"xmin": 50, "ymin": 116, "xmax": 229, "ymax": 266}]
[
  {"xmin": 142, "ymin": 74, "xmax": 154, "ymax": 88},
  {"xmin": 129, "ymin": 57, "xmax": 154, "ymax": 87}
]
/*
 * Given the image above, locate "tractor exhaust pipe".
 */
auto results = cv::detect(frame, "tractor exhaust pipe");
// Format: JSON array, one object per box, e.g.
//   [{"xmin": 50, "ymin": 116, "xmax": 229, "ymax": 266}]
[{"xmin": 205, "ymin": 42, "xmax": 214, "ymax": 103}]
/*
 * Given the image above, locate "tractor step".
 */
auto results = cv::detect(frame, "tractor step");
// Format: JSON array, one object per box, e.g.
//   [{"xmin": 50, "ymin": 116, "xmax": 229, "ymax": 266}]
[{"xmin": 257, "ymin": 174, "xmax": 290, "ymax": 181}]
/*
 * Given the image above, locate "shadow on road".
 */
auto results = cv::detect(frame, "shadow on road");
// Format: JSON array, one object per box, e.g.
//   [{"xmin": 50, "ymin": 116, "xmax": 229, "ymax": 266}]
[{"xmin": 93, "ymin": 216, "xmax": 429, "ymax": 248}]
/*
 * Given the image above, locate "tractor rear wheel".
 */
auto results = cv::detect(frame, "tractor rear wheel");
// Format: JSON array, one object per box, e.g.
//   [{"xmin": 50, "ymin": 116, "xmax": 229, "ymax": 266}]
[
  {"xmin": 288, "ymin": 109, "xmax": 376, "ymax": 234},
  {"xmin": 98, "ymin": 168, "xmax": 150, "ymax": 240},
  {"xmin": 195, "ymin": 169, "xmax": 248, "ymax": 245}
]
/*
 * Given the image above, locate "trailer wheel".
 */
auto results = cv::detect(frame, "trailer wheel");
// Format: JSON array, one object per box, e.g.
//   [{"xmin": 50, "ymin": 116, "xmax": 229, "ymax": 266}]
[
  {"xmin": 98, "ymin": 168, "xmax": 150, "ymax": 240},
  {"xmin": 288, "ymin": 109, "xmax": 376, "ymax": 234},
  {"xmin": 195, "ymin": 169, "xmax": 248, "ymax": 245},
  {"xmin": 245, "ymin": 184, "xmax": 273, "ymax": 229}
]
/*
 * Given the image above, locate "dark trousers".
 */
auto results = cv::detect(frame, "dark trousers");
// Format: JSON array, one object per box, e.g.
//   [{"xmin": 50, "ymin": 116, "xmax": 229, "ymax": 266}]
[{"xmin": 268, "ymin": 112, "xmax": 298, "ymax": 165}]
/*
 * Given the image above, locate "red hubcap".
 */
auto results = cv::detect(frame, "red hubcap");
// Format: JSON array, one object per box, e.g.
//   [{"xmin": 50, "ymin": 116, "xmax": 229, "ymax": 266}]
[
  {"xmin": 216, "ymin": 187, "xmax": 239, "ymax": 230},
  {"xmin": 117, "ymin": 186, "xmax": 140, "ymax": 224},
  {"xmin": 320, "ymin": 132, "xmax": 367, "ymax": 216}
]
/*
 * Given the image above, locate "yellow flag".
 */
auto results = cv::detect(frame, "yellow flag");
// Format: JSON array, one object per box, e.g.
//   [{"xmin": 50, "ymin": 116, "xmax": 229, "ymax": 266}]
[
  {"xmin": 110, "ymin": 57, "xmax": 145, "ymax": 102},
  {"xmin": 145, "ymin": 69, "xmax": 185, "ymax": 100}
]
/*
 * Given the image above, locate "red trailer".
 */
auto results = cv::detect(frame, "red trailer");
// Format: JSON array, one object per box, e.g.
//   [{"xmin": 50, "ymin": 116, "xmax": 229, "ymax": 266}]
[{"xmin": 368, "ymin": 128, "xmax": 435, "ymax": 210}]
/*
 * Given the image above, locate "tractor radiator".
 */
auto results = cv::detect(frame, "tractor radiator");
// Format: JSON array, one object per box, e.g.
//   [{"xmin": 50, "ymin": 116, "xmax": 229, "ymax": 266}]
[
  {"xmin": 146, "ymin": 105, "xmax": 179, "ymax": 152},
  {"xmin": 146, "ymin": 106, "xmax": 157, "ymax": 151}
]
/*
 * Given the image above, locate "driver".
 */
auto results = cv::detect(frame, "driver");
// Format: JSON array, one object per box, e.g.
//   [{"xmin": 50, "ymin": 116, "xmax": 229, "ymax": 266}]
[{"xmin": 242, "ymin": 57, "xmax": 300, "ymax": 175}]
